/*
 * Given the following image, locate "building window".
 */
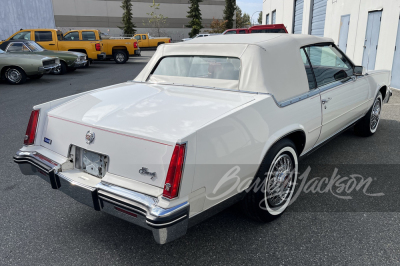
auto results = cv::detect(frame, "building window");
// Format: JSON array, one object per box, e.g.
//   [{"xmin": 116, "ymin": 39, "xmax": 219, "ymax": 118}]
[
  {"xmin": 272, "ymin": 10, "xmax": 276, "ymax": 24},
  {"xmin": 266, "ymin": 14, "xmax": 270, "ymax": 25}
]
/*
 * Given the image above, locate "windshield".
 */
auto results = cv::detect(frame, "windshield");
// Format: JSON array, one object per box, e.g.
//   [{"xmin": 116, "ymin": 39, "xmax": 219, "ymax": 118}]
[
  {"xmin": 25, "ymin": 41, "xmax": 45, "ymax": 51},
  {"xmin": 152, "ymin": 56, "xmax": 240, "ymax": 80}
]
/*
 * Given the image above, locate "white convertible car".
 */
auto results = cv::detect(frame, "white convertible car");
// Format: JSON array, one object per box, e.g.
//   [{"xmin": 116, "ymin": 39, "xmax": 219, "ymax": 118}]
[{"xmin": 14, "ymin": 34, "xmax": 392, "ymax": 244}]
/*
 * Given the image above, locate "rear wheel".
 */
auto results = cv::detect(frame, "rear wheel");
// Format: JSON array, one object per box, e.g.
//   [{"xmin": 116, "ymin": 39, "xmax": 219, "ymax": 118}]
[
  {"xmin": 52, "ymin": 61, "xmax": 67, "ymax": 75},
  {"xmin": 157, "ymin": 42, "xmax": 165, "ymax": 47},
  {"xmin": 5, "ymin": 67, "xmax": 27, "ymax": 85},
  {"xmin": 241, "ymin": 138, "xmax": 298, "ymax": 222},
  {"xmin": 354, "ymin": 92, "xmax": 382, "ymax": 137},
  {"xmin": 113, "ymin": 50, "xmax": 128, "ymax": 64}
]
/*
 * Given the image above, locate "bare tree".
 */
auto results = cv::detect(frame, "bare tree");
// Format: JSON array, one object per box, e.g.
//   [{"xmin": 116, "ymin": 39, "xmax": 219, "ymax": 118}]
[{"xmin": 143, "ymin": 1, "xmax": 168, "ymax": 37}]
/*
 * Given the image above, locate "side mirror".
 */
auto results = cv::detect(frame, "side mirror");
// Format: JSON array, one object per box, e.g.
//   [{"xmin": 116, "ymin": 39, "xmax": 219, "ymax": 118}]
[{"xmin": 354, "ymin": 66, "xmax": 363, "ymax": 76}]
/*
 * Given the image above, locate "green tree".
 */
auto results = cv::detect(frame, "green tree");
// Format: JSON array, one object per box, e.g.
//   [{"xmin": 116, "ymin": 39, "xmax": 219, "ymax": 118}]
[
  {"xmin": 223, "ymin": 0, "xmax": 236, "ymax": 29},
  {"xmin": 119, "ymin": 0, "xmax": 136, "ymax": 35},
  {"xmin": 257, "ymin": 11, "xmax": 263, "ymax": 24},
  {"xmin": 144, "ymin": 1, "xmax": 168, "ymax": 37},
  {"xmin": 236, "ymin": 7, "xmax": 250, "ymax": 28},
  {"xmin": 186, "ymin": 0, "xmax": 203, "ymax": 38}
]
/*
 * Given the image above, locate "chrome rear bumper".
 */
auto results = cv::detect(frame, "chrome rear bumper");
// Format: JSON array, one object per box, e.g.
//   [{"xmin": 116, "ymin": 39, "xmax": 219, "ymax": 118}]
[{"xmin": 13, "ymin": 150, "xmax": 189, "ymax": 244}]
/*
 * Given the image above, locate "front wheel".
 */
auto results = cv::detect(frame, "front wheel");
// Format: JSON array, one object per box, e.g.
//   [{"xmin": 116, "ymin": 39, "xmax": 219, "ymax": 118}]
[
  {"xmin": 5, "ymin": 67, "xmax": 27, "ymax": 85},
  {"xmin": 354, "ymin": 92, "xmax": 382, "ymax": 137},
  {"xmin": 241, "ymin": 138, "xmax": 298, "ymax": 222},
  {"xmin": 113, "ymin": 50, "xmax": 128, "ymax": 64}
]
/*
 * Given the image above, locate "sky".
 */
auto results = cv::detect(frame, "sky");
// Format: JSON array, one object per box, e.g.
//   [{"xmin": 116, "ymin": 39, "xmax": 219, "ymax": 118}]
[{"xmin": 236, "ymin": 0, "xmax": 263, "ymax": 24}]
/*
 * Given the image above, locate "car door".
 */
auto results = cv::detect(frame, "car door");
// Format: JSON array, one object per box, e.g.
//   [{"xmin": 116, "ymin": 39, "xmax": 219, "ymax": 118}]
[
  {"xmin": 142, "ymin": 34, "xmax": 148, "ymax": 47},
  {"xmin": 304, "ymin": 43, "xmax": 370, "ymax": 145},
  {"xmin": 34, "ymin": 30, "xmax": 57, "ymax": 50}
]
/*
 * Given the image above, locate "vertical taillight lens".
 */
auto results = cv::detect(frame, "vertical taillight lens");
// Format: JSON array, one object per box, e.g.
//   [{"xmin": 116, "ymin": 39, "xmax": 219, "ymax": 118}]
[
  {"xmin": 95, "ymin": 43, "xmax": 101, "ymax": 51},
  {"xmin": 163, "ymin": 143, "xmax": 186, "ymax": 199},
  {"xmin": 134, "ymin": 42, "xmax": 138, "ymax": 48},
  {"xmin": 169, "ymin": 39, "xmax": 171, "ymax": 43},
  {"xmin": 24, "ymin": 109, "xmax": 40, "ymax": 145}
]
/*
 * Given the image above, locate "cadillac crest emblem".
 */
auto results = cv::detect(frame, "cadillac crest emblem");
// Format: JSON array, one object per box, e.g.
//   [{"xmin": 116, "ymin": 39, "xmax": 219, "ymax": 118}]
[{"xmin": 85, "ymin": 131, "xmax": 95, "ymax": 144}]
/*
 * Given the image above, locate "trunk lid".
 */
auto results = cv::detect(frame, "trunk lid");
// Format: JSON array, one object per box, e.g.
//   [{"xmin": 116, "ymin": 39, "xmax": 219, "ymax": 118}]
[{"xmin": 42, "ymin": 82, "xmax": 255, "ymax": 187}]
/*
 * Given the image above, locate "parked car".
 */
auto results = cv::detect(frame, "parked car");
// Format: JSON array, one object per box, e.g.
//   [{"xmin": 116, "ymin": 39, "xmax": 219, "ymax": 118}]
[
  {"xmin": 0, "ymin": 40, "xmax": 87, "ymax": 75},
  {"xmin": 0, "ymin": 48, "xmax": 59, "ymax": 84},
  {"xmin": 181, "ymin": 33, "xmax": 213, "ymax": 42},
  {"xmin": 14, "ymin": 34, "xmax": 392, "ymax": 244},
  {"xmin": 3, "ymin": 29, "xmax": 106, "ymax": 65},
  {"xmin": 63, "ymin": 30, "xmax": 140, "ymax": 64},
  {"xmin": 134, "ymin": 33, "xmax": 171, "ymax": 47},
  {"xmin": 222, "ymin": 24, "xmax": 288, "ymax": 34}
]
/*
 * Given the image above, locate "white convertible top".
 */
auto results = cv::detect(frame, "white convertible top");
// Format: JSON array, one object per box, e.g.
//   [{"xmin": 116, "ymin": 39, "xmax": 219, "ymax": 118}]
[{"xmin": 135, "ymin": 34, "xmax": 334, "ymax": 102}]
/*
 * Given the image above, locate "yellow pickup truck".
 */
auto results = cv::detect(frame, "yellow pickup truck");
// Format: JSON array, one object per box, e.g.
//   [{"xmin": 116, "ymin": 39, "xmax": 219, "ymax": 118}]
[
  {"xmin": 64, "ymin": 30, "xmax": 140, "ymax": 64},
  {"xmin": 4, "ymin": 29, "xmax": 106, "ymax": 65},
  {"xmin": 134, "ymin": 34, "xmax": 171, "ymax": 48}
]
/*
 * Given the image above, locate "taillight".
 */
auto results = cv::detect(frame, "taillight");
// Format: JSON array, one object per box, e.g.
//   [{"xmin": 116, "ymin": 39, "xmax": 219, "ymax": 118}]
[
  {"xmin": 95, "ymin": 43, "xmax": 101, "ymax": 51},
  {"xmin": 134, "ymin": 42, "xmax": 138, "ymax": 48},
  {"xmin": 169, "ymin": 39, "xmax": 171, "ymax": 43},
  {"xmin": 24, "ymin": 109, "xmax": 40, "ymax": 145},
  {"xmin": 163, "ymin": 143, "xmax": 186, "ymax": 199}
]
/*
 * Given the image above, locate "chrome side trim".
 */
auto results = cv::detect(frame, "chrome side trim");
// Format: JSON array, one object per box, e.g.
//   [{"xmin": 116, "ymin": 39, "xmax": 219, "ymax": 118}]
[{"xmin": 278, "ymin": 88, "xmax": 320, "ymax": 107}]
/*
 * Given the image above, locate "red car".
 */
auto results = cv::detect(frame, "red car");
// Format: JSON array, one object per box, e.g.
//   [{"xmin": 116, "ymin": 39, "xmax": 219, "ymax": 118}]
[{"xmin": 222, "ymin": 24, "xmax": 288, "ymax": 34}]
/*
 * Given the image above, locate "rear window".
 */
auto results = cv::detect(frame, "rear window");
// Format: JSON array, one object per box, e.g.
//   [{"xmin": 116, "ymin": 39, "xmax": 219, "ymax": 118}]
[
  {"xmin": 224, "ymin": 31, "xmax": 237, "ymax": 34},
  {"xmin": 152, "ymin": 56, "xmax": 240, "ymax": 80},
  {"xmin": 35, "ymin": 31, "xmax": 53, "ymax": 41},
  {"xmin": 64, "ymin": 31, "xmax": 79, "ymax": 41},
  {"xmin": 82, "ymin": 31, "xmax": 96, "ymax": 40}
]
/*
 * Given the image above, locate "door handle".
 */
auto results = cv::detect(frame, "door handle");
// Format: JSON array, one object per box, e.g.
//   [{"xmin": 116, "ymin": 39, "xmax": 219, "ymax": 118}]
[
  {"xmin": 321, "ymin": 98, "xmax": 332, "ymax": 104},
  {"xmin": 49, "ymin": 44, "xmax": 55, "ymax": 45}
]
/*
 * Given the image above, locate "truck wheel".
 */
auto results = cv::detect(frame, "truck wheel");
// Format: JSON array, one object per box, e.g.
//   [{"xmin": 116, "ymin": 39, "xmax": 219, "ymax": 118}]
[
  {"xmin": 52, "ymin": 61, "xmax": 67, "ymax": 75},
  {"xmin": 28, "ymin": 74, "xmax": 43, "ymax": 80},
  {"xmin": 113, "ymin": 50, "xmax": 128, "ymax": 64},
  {"xmin": 241, "ymin": 138, "xmax": 298, "ymax": 222},
  {"xmin": 157, "ymin": 42, "xmax": 165, "ymax": 47},
  {"xmin": 5, "ymin": 67, "xmax": 27, "ymax": 85}
]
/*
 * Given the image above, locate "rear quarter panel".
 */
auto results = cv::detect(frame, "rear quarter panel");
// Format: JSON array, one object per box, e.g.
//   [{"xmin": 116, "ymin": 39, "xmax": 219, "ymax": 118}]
[{"xmin": 191, "ymin": 93, "xmax": 322, "ymax": 213}]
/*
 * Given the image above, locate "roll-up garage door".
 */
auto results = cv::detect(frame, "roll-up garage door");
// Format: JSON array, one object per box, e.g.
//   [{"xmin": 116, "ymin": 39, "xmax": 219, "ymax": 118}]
[
  {"xmin": 310, "ymin": 0, "xmax": 327, "ymax": 36},
  {"xmin": 293, "ymin": 0, "xmax": 304, "ymax": 34}
]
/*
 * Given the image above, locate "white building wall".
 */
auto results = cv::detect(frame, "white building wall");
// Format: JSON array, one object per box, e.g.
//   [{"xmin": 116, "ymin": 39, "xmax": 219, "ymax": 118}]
[
  {"xmin": 0, "ymin": 0, "xmax": 56, "ymax": 41},
  {"xmin": 262, "ymin": 0, "xmax": 400, "ymax": 75}
]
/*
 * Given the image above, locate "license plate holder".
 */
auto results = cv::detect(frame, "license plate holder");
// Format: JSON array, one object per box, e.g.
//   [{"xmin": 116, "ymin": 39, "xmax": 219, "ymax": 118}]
[{"xmin": 74, "ymin": 146, "xmax": 108, "ymax": 178}]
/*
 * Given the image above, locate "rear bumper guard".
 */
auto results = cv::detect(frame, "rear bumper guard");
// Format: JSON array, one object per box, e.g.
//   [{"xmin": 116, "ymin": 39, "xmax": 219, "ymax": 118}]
[{"xmin": 13, "ymin": 150, "xmax": 189, "ymax": 244}]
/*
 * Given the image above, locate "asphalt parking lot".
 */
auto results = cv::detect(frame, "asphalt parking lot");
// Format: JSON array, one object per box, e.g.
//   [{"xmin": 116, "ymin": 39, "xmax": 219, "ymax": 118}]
[{"xmin": 1, "ymin": 50, "xmax": 400, "ymax": 265}]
